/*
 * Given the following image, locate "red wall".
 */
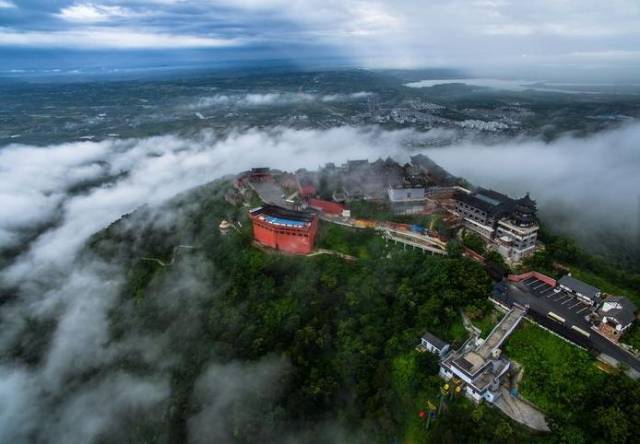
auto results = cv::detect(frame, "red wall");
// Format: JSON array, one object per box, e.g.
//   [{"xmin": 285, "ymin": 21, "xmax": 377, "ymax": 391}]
[
  {"xmin": 308, "ymin": 198, "xmax": 345, "ymax": 215},
  {"xmin": 253, "ymin": 223, "xmax": 278, "ymax": 249},
  {"xmin": 508, "ymin": 271, "xmax": 557, "ymax": 287},
  {"xmin": 251, "ymin": 216, "xmax": 318, "ymax": 254},
  {"xmin": 299, "ymin": 185, "xmax": 316, "ymax": 198}
]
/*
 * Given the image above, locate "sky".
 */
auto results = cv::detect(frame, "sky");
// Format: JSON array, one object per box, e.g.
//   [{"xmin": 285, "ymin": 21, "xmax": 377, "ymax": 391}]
[{"xmin": 1, "ymin": 0, "xmax": 640, "ymax": 77}]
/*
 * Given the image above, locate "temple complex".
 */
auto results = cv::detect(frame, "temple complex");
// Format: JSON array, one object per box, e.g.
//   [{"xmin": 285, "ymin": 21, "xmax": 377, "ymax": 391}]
[{"xmin": 249, "ymin": 205, "xmax": 319, "ymax": 254}]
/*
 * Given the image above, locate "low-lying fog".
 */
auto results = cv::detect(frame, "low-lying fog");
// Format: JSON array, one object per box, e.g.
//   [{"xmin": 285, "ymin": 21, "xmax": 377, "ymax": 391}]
[
  {"xmin": 0, "ymin": 123, "xmax": 638, "ymax": 442},
  {"xmin": 424, "ymin": 123, "xmax": 640, "ymax": 258}
]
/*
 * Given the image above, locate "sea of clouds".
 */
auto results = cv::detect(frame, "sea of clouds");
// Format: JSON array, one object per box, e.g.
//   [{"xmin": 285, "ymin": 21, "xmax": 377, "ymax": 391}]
[
  {"xmin": 0, "ymin": 126, "xmax": 415, "ymax": 443},
  {"xmin": 0, "ymin": 123, "xmax": 638, "ymax": 442}
]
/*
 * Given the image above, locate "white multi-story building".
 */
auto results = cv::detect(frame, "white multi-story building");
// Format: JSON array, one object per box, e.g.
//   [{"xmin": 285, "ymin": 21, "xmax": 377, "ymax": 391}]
[
  {"xmin": 387, "ymin": 186, "xmax": 426, "ymax": 215},
  {"xmin": 496, "ymin": 219, "xmax": 539, "ymax": 262},
  {"xmin": 421, "ymin": 307, "xmax": 526, "ymax": 404},
  {"xmin": 454, "ymin": 189, "xmax": 539, "ymax": 263}
]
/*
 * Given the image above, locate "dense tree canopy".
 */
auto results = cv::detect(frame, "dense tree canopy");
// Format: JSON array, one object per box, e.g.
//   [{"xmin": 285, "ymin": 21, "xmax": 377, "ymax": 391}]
[{"xmin": 85, "ymin": 180, "xmax": 640, "ymax": 443}]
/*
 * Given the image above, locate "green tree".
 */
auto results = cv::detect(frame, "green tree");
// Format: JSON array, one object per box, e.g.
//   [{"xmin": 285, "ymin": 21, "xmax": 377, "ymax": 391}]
[
  {"xmin": 462, "ymin": 231, "xmax": 486, "ymax": 255},
  {"xmin": 446, "ymin": 240, "xmax": 463, "ymax": 258}
]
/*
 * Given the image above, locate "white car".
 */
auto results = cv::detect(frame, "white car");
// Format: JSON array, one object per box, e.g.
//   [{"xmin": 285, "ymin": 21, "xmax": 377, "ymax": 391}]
[{"xmin": 553, "ymin": 287, "xmax": 562, "ymax": 293}]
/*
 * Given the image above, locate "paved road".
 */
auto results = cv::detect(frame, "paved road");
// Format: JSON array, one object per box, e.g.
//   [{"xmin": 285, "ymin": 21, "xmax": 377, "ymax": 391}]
[
  {"xmin": 494, "ymin": 387, "xmax": 550, "ymax": 432},
  {"xmin": 493, "ymin": 280, "xmax": 640, "ymax": 374}
]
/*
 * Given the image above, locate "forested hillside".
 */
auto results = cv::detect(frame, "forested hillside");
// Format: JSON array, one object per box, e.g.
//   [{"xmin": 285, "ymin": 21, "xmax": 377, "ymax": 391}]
[{"xmin": 83, "ymin": 179, "xmax": 640, "ymax": 443}]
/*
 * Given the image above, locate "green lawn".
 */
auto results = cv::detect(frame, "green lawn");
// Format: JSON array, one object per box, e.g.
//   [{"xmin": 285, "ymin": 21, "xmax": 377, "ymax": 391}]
[
  {"xmin": 315, "ymin": 222, "xmax": 384, "ymax": 258},
  {"xmin": 447, "ymin": 318, "xmax": 469, "ymax": 347},
  {"xmin": 504, "ymin": 320, "xmax": 602, "ymax": 413}
]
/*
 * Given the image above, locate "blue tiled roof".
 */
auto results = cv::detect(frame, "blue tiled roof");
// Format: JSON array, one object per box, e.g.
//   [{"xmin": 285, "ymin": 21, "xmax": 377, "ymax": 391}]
[{"xmin": 264, "ymin": 216, "xmax": 307, "ymax": 227}]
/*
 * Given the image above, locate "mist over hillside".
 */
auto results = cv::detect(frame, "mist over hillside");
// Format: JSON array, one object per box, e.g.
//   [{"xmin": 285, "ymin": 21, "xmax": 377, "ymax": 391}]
[
  {"xmin": 2, "ymin": 112, "xmax": 638, "ymax": 271},
  {"xmin": 1, "ymin": 69, "xmax": 640, "ymax": 442},
  {"xmin": 424, "ymin": 123, "xmax": 640, "ymax": 269},
  {"xmin": 2, "ymin": 0, "xmax": 640, "ymax": 440}
]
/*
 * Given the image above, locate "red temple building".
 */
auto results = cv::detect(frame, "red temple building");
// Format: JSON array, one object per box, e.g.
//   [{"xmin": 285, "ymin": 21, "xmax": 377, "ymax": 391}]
[
  {"xmin": 249, "ymin": 205, "xmax": 319, "ymax": 254},
  {"xmin": 308, "ymin": 198, "xmax": 345, "ymax": 215}
]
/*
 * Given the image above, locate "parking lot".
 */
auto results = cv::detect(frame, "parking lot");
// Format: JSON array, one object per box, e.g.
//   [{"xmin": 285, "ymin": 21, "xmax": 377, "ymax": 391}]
[
  {"xmin": 520, "ymin": 276, "xmax": 594, "ymax": 324},
  {"xmin": 492, "ymin": 277, "xmax": 640, "ymax": 374}
]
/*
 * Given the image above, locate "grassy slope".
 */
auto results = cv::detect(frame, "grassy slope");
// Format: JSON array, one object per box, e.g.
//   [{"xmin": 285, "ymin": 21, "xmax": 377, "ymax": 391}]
[
  {"xmin": 315, "ymin": 223, "xmax": 383, "ymax": 259},
  {"xmin": 505, "ymin": 321, "xmax": 602, "ymax": 413}
]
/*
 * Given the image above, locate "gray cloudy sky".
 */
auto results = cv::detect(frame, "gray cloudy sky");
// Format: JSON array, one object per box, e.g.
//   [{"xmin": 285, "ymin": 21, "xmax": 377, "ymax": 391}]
[{"xmin": 1, "ymin": 0, "xmax": 640, "ymax": 75}]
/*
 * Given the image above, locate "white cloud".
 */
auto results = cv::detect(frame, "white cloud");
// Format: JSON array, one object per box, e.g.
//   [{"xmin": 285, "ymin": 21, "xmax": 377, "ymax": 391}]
[
  {"xmin": 187, "ymin": 91, "xmax": 372, "ymax": 109},
  {"xmin": 57, "ymin": 3, "xmax": 136, "ymax": 23},
  {"xmin": 0, "ymin": 141, "xmax": 112, "ymax": 249},
  {"xmin": 208, "ymin": 0, "xmax": 640, "ymax": 71},
  {"xmin": 188, "ymin": 357, "xmax": 288, "ymax": 443},
  {"xmin": 0, "ymin": 123, "xmax": 638, "ymax": 441},
  {"xmin": 0, "ymin": 0, "xmax": 15, "ymax": 8},
  {"xmin": 49, "ymin": 373, "xmax": 169, "ymax": 444},
  {"xmin": 0, "ymin": 27, "xmax": 242, "ymax": 49},
  {"xmin": 321, "ymin": 91, "xmax": 373, "ymax": 101},
  {"xmin": 241, "ymin": 92, "xmax": 316, "ymax": 105},
  {"xmin": 424, "ymin": 123, "xmax": 640, "ymax": 247}
]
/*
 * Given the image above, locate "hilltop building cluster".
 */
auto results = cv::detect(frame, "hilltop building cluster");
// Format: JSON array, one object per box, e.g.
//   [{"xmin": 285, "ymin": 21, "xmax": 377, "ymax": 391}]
[
  {"xmin": 233, "ymin": 155, "xmax": 540, "ymax": 262},
  {"xmin": 228, "ymin": 156, "xmax": 638, "ymax": 413}
]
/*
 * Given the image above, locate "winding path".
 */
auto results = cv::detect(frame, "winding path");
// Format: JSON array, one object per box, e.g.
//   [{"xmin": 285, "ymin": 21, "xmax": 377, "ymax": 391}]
[{"xmin": 140, "ymin": 245, "xmax": 196, "ymax": 267}]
